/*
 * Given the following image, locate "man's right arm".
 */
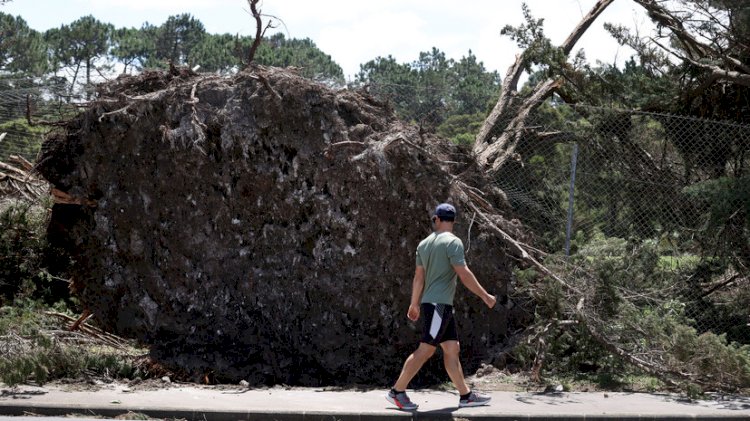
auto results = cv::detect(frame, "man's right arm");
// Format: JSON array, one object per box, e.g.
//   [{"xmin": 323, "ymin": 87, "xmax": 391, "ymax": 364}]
[{"xmin": 408, "ymin": 266, "xmax": 425, "ymax": 321}]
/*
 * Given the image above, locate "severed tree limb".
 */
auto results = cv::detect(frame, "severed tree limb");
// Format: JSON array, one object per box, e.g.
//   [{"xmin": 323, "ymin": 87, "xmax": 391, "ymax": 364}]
[
  {"xmin": 69, "ymin": 308, "xmax": 92, "ymax": 332},
  {"xmin": 682, "ymin": 57, "xmax": 750, "ymax": 88},
  {"xmin": 0, "ymin": 158, "xmax": 48, "ymax": 201},
  {"xmin": 51, "ymin": 188, "xmax": 97, "ymax": 207},
  {"xmin": 0, "ymin": 160, "xmax": 28, "ymax": 178},
  {"xmin": 481, "ymin": 79, "xmax": 562, "ymax": 173},
  {"xmin": 9, "ymin": 155, "xmax": 34, "ymax": 172},
  {"xmin": 648, "ymin": 35, "xmax": 750, "ymax": 88},
  {"xmin": 632, "ymin": 0, "xmax": 750, "ymax": 78},
  {"xmin": 474, "ymin": 0, "xmax": 615, "ymax": 170}
]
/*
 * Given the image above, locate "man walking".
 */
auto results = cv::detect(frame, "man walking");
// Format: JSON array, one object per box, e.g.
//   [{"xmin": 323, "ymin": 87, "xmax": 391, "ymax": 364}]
[{"xmin": 386, "ymin": 203, "xmax": 497, "ymax": 410}]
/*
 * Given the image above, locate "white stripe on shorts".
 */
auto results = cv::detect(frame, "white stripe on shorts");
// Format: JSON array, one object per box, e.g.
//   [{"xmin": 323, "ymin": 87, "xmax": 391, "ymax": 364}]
[{"xmin": 429, "ymin": 304, "xmax": 442, "ymax": 339}]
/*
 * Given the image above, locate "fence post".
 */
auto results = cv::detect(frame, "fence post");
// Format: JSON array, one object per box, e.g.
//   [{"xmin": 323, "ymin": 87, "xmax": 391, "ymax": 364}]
[{"xmin": 565, "ymin": 143, "xmax": 579, "ymax": 257}]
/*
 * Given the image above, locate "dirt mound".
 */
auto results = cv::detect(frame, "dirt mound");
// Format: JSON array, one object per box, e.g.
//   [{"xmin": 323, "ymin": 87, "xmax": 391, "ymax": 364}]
[{"xmin": 36, "ymin": 65, "xmax": 525, "ymax": 386}]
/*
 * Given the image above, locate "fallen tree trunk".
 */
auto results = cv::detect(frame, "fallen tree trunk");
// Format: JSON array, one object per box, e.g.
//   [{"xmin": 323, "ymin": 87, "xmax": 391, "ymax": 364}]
[{"xmin": 474, "ymin": 0, "xmax": 616, "ymax": 172}]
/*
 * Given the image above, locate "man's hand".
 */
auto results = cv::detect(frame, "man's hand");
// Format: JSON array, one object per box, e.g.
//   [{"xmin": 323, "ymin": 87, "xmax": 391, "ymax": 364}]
[
  {"xmin": 407, "ymin": 304, "xmax": 420, "ymax": 321},
  {"xmin": 483, "ymin": 294, "xmax": 497, "ymax": 309}
]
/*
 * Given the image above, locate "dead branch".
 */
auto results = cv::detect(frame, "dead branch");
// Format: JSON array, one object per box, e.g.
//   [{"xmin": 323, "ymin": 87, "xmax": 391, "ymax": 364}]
[
  {"xmin": 582, "ymin": 316, "xmax": 682, "ymax": 388},
  {"xmin": 0, "ymin": 160, "xmax": 28, "ymax": 178},
  {"xmin": 699, "ymin": 273, "xmax": 742, "ymax": 299},
  {"xmin": 249, "ymin": 73, "xmax": 281, "ymax": 101},
  {"xmin": 9, "ymin": 155, "xmax": 34, "ymax": 172},
  {"xmin": 98, "ymin": 104, "xmax": 131, "ymax": 122},
  {"xmin": 329, "ymin": 141, "xmax": 367, "ymax": 148},
  {"xmin": 45, "ymin": 311, "xmax": 131, "ymax": 351},
  {"xmin": 683, "ymin": 57, "xmax": 750, "ymax": 87}
]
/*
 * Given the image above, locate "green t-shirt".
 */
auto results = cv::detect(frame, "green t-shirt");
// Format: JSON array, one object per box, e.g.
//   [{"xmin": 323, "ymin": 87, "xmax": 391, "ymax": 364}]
[{"xmin": 415, "ymin": 231, "xmax": 466, "ymax": 305}]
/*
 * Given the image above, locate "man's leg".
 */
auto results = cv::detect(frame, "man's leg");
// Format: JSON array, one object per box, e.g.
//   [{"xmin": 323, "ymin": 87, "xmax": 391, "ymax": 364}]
[
  {"xmin": 393, "ymin": 342, "xmax": 436, "ymax": 391},
  {"xmin": 440, "ymin": 340, "xmax": 470, "ymax": 395}
]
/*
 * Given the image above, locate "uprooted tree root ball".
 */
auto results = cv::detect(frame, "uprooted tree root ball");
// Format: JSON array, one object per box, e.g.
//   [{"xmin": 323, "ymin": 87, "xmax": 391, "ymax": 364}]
[{"xmin": 36, "ymin": 65, "xmax": 530, "ymax": 386}]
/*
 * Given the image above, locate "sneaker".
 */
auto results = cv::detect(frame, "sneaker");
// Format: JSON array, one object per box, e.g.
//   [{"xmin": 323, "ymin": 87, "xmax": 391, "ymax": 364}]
[
  {"xmin": 386, "ymin": 389, "xmax": 418, "ymax": 410},
  {"xmin": 459, "ymin": 390, "xmax": 491, "ymax": 407}
]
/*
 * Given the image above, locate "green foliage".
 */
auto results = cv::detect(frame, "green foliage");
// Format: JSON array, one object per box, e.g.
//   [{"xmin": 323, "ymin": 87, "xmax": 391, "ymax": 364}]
[
  {"xmin": 355, "ymin": 48, "xmax": 499, "ymax": 127},
  {"xmin": 0, "ymin": 12, "xmax": 47, "ymax": 74},
  {"xmin": 0, "ymin": 203, "xmax": 46, "ymax": 304},
  {"xmin": 252, "ymin": 33, "xmax": 344, "ymax": 82},
  {"xmin": 500, "ymin": 3, "xmax": 568, "ymax": 77},
  {"xmin": 45, "ymin": 15, "xmax": 114, "ymax": 88},
  {"xmin": 683, "ymin": 176, "xmax": 750, "ymax": 229},
  {"xmin": 669, "ymin": 325, "xmax": 750, "ymax": 389},
  {"xmin": 149, "ymin": 14, "xmax": 205, "ymax": 68},
  {"xmin": 111, "ymin": 25, "xmax": 155, "ymax": 73},
  {"xmin": 3, "ymin": 11, "xmax": 345, "ymax": 90},
  {"xmin": 517, "ymin": 233, "xmax": 750, "ymax": 391},
  {"xmin": 436, "ymin": 113, "xmax": 485, "ymax": 145},
  {"xmin": 188, "ymin": 32, "xmax": 240, "ymax": 73}
]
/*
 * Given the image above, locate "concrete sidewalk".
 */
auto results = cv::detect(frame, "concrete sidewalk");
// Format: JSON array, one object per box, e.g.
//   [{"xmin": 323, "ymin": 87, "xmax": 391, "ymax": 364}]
[{"xmin": 1, "ymin": 382, "xmax": 749, "ymax": 420}]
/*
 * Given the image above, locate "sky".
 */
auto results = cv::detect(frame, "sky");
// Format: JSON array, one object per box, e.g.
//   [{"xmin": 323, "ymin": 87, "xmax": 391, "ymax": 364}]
[{"xmin": 2, "ymin": 0, "xmax": 655, "ymax": 80}]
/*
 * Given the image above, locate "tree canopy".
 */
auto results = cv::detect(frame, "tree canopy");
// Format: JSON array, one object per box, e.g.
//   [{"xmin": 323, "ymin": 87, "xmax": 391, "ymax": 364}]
[
  {"xmin": 0, "ymin": 11, "xmax": 345, "ymax": 86},
  {"xmin": 354, "ymin": 48, "xmax": 500, "ymax": 142}
]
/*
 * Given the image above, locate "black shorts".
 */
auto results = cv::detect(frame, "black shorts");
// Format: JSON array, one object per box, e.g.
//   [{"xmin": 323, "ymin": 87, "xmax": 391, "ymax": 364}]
[{"xmin": 420, "ymin": 303, "xmax": 458, "ymax": 346}]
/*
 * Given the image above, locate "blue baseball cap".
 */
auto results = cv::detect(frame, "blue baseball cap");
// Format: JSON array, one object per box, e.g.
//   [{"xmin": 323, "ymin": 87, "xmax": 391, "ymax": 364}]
[{"xmin": 433, "ymin": 203, "xmax": 456, "ymax": 220}]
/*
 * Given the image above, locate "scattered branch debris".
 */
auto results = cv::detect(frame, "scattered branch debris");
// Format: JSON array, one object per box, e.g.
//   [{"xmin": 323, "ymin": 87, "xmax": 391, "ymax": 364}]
[{"xmin": 0, "ymin": 156, "xmax": 48, "ymax": 203}]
